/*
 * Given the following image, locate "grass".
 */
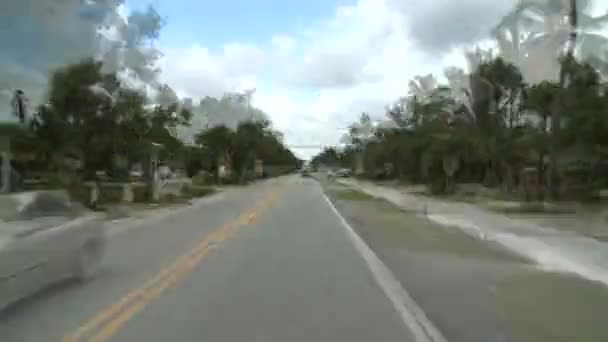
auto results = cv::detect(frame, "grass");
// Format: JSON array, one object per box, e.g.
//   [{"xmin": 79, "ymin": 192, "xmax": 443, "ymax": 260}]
[
  {"xmin": 494, "ymin": 271, "xmax": 608, "ymax": 342},
  {"xmin": 484, "ymin": 201, "xmax": 577, "ymax": 214},
  {"xmin": 180, "ymin": 184, "xmax": 216, "ymax": 199},
  {"xmin": 377, "ymin": 204, "xmax": 528, "ymax": 262},
  {"xmin": 332, "ymin": 188, "xmax": 376, "ymax": 201},
  {"xmin": 326, "ymin": 186, "xmax": 528, "ymax": 263}
]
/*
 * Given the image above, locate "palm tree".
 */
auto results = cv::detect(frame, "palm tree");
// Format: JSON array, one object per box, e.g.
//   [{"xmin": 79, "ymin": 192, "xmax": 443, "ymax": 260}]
[
  {"xmin": 346, "ymin": 113, "xmax": 377, "ymax": 175},
  {"xmin": 493, "ymin": 0, "xmax": 608, "ymax": 84}
]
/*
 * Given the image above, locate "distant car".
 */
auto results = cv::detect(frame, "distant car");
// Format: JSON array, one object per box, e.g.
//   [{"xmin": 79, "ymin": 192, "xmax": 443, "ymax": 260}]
[
  {"xmin": 129, "ymin": 169, "xmax": 143, "ymax": 179},
  {"xmin": 0, "ymin": 191, "xmax": 106, "ymax": 311},
  {"xmin": 301, "ymin": 169, "xmax": 311, "ymax": 177},
  {"xmin": 336, "ymin": 169, "xmax": 352, "ymax": 177}
]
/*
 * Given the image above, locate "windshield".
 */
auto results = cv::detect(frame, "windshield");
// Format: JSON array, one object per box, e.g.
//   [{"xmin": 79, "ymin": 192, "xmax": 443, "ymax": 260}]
[{"xmin": 2, "ymin": 1, "xmax": 608, "ymax": 342}]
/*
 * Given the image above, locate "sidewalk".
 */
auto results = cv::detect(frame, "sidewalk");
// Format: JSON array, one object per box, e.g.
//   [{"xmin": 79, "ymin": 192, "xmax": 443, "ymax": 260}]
[{"xmin": 338, "ymin": 178, "xmax": 608, "ymax": 287}]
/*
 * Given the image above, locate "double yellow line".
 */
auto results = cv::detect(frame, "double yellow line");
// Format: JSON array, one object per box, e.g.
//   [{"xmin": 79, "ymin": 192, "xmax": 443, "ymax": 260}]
[{"xmin": 63, "ymin": 189, "xmax": 282, "ymax": 342}]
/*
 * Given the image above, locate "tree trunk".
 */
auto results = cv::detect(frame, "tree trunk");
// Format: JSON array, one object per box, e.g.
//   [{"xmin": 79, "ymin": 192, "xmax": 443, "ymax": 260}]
[
  {"xmin": 503, "ymin": 163, "xmax": 514, "ymax": 194},
  {"xmin": 537, "ymin": 152, "xmax": 545, "ymax": 201},
  {"xmin": 549, "ymin": 0, "xmax": 578, "ymax": 200}
]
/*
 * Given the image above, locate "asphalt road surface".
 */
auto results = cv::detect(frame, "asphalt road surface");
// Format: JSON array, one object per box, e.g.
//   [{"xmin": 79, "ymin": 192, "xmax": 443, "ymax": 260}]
[{"xmin": 0, "ymin": 176, "xmax": 421, "ymax": 342}]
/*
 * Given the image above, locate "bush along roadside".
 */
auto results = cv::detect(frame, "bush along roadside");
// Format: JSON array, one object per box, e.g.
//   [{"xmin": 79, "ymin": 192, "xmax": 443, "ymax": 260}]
[{"xmin": 180, "ymin": 184, "xmax": 216, "ymax": 200}]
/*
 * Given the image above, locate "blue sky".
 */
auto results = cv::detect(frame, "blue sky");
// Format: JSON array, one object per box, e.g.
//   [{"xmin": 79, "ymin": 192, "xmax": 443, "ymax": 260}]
[{"xmin": 125, "ymin": 0, "xmax": 355, "ymax": 50}]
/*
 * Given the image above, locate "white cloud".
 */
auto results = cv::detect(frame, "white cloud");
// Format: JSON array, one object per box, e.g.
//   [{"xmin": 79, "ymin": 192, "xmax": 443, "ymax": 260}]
[
  {"xmin": 388, "ymin": 0, "xmax": 516, "ymax": 54},
  {"xmin": 158, "ymin": 45, "xmax": 228, "ymax": 99},
  {"xmin": 1, "ymin": 0, "xmax": 167, "ymax": 118},
  {"xmin": 220, "ymin": 43, "xmax": 267, "ymax": 76},
  {"xmin": 271, "ymin": 34, "xmax": 297, "ymax": 56},
  {"xmin": 156, "ymin": 0, "xmax": 527, "ymax": 159},
  {"xmin": 157, "ymin": 41, "xmax": 270, "ymax": 100}
]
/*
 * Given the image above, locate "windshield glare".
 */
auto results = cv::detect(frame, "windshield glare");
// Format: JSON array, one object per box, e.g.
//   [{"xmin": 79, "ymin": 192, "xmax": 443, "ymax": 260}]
[{"xmin": 1, "ymin": 1, "xmax": 608, "ymax": 342}]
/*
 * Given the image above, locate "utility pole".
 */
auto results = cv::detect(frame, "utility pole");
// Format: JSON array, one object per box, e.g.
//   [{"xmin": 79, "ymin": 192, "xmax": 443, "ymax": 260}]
[
  {"xmin": 243, "ymin": 88, "xmax": 256, "ymax": 121},
  {"xmin": 549, "ymin": 0, "xmax": 578, "ymax": 200},
  {"xmin": 240, "ymin": 88, "xmax": 256, "ymax": 183}
]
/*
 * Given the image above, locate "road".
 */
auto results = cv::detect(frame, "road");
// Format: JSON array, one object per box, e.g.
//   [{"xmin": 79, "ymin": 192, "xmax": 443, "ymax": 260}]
[{"xmin": 0, "ymin": 176, "xmax": 421, "ymax": 342}]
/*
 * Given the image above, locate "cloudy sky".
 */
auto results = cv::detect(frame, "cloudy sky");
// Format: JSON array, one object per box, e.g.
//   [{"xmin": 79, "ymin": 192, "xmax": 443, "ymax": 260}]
[
  {"xmin": 134, "ymin": 0, "xmax": 522, "ymax": 158},
  {"xmin": 3, "ymin": 0, "xmax": 608, "ymax": 159}
]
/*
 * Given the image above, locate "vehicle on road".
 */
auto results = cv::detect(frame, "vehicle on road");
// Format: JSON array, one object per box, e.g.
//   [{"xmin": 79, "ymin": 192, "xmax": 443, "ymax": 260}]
[
  {"xmin": 0, "ymin": 191, "xmax": 106, "ymax": 311},
  {"xmin": 336, "ymin": 169, "xmax": 352, "ymax": 178},
  {"xmin": 300, "ymin": 168, "xmax": 312, "ymax": 177}
]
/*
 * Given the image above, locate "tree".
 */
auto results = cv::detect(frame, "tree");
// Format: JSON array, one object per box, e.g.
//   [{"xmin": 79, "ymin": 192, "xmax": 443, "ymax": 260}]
[
  {"xmin": 493, "ymin": 0, "xmax": 608, "ymax": 84},
  {"xmin": 195, "ymin": 125, "xmax": 235, "ymax": 180},
  {"xmin": 233, "ymin": 121, "xmax": 267, "ymax": 183},
  {"xmin": 311, "ymin": 147, "xmax": 341, "ymax": 168},
  {"xmin": 194, "ymin": 119, "xmax": 297, "ymax": 182},
  {"xmin": 32, "ymin": 58, "xmax": 190, "ymax": 181},
  {"xmin": 549, "ymin": 0, "xmax": 579, "ymax": 198}
]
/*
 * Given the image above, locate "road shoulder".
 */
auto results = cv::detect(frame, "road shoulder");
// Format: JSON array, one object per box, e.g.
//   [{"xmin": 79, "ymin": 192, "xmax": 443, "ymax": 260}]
[{"xmin": 320, "ymin": 178, "xmax": 608, "ymax": 342}]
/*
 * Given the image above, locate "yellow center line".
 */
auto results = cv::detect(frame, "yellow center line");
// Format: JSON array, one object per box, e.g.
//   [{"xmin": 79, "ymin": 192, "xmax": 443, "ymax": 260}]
[
  {"xmin": 63, "ymin": 220, "xmax": 235, "ymax": 342},
  {"xmin": 63, "ymin": 188, "xmax": 282, "ymax": 342},
  {"xmin": 89, "ymin": 247, "xmax": 212, "ymax": 342}
]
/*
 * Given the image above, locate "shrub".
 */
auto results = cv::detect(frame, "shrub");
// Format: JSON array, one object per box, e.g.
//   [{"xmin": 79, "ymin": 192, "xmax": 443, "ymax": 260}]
[
  {"xmin": 185, "ymin": 160, "xmax": 203, "ymax": 178},
  {"xmin": 192, "ymin": 173, "xmax": 213, "ymax": 186},
  {"xmin": 66, "ymin": 183, "xmax": 93, "ymax": 207},
  {"xmin": 98, "ymin": 186, "xmax": 123, "ymax": 204},
  {"xmin": 181, "ymin": 184, "xmax": 215, "ymax": 198},
  {"xmin": 160, "ymin": 193, "xmax": 179, "ymax": 203},
  {"xmin": 429, "ymin": 177, "xmax": 448, "ymax": 195},
  {"xmin": 45, "ymin": 174, "xmax": 66, "ymax": 189},
  {"xmin": 132, "ymin": 184, "xmax": 149, "ymax": 202}
]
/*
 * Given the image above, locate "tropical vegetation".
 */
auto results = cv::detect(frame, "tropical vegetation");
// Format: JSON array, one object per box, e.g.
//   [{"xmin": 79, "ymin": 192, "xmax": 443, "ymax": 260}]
[{"xmin": 313, "ymin": 0, "xmax": 608, "ymax": 200}]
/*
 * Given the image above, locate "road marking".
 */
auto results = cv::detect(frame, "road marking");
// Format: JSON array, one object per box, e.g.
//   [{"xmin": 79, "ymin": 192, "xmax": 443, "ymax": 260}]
[
  {"xmin": 63, "ymin": 223, "xmax": 234, "ymax": 342},
  {"xmin": 246, "ymin": 212, "xmax": 257, "ymax": 224},
  {"xmin": 89, "ymin": 247, "xmax": 213, "ymax": 342},
  {"xmin": 64, "ymin": 189, "xmax": 281, "ymax": 342},
  {"xmin": 321, "ymin": 192, "xmax": 448, "ymax": 342}
]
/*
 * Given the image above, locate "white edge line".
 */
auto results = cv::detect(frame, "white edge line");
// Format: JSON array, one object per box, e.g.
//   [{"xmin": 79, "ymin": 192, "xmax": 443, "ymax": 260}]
[{"xmin": 321, "ymin": 191, "xmax": 448, "ymax": 342}]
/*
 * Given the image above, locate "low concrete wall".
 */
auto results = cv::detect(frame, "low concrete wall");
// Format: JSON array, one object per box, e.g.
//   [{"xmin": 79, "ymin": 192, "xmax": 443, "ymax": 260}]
[
  {"xmin": 158, "ymin": 178, "xmax": 191, "ymax": 197},
  {"xmin": 80, "ymin": 182, "xmax": 148, "ymax": 205}
]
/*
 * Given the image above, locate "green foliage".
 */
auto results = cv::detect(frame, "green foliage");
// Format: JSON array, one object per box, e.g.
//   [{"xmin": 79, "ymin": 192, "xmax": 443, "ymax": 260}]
[
  {"xmin": 181, "ymin": 184, "xmax": 215, "ymax": 198},
  {"xmin": 98, "ymin": 187, "xmax": 123, "ymax": 204},
  {"xmin": 29, "ymin": 58, "xmax": 191, "ymax": 180},
  {"xmin": 313, "ymin": 48, "xmax": 608, "ymax": 199},
  {"xmin": 159, "ymin": 193, "xmax": 179, "ymax": 203},
  {"xmin": 44, "ymin": 174, "xmax": 66, "ymax": 189},
  {"xmin": 192, "ymin": 173, "xmax": 214, "ymax": 186},
  {"xmin": 132, "ymin": 184, "xmax": 149, "ymax": 203},
  {"xmin": 194, "ymin": 119, "xmax": 297, "ymax": 183},
  {"xmin": 333, "ymin": 189, "xmax": 375, "ymax": 201}
]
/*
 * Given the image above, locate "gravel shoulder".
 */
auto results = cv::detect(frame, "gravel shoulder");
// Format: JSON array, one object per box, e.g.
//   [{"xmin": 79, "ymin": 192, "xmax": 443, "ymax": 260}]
[{"xmin": 321, "ymin": 178, "xmax": 608, "ymax": 342}]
